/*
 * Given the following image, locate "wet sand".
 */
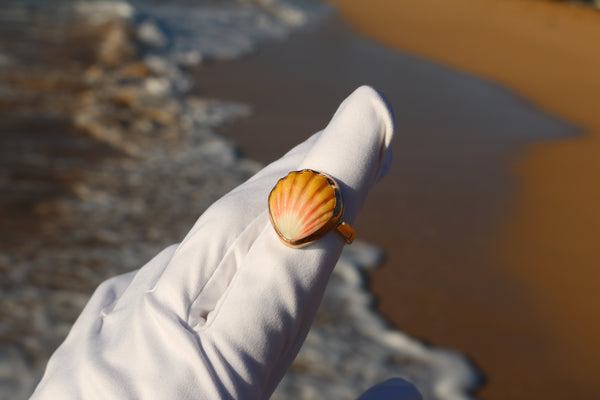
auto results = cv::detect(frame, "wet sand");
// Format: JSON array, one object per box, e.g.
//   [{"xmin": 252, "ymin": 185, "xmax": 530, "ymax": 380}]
[
  {"xmin": 330, "ymin": 0, "xmax": 600, "ymax": 398},
  {"xmin": 196, "ymin": 2, "xmax": 598, "ymax": 399}
]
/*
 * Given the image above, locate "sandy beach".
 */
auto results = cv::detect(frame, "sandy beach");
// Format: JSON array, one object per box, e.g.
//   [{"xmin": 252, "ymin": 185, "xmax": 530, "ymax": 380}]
[
  {"xmin": 200, "ymin": 0, "xmax": 600, "ymax": 398},
  {"xmin": 326, "ymin": 0, "xmax": 600, "ymax": 398},
  {"xmin": 2, "ymin": 0, "xmax": 598, "ymax": 398}
]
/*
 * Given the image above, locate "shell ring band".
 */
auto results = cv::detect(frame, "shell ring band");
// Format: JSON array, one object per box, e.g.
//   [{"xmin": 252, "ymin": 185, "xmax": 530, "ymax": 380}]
[{"xmin": 268, "ymin": 169, "xmax": 356, "ymax": 248}]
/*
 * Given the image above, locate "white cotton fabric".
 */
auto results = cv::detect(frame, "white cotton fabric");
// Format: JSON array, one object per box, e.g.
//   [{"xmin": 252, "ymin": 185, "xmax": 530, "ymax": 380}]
[{"xmin": 31, "ymin": 86, "xmax": 413, "ymax": 399}]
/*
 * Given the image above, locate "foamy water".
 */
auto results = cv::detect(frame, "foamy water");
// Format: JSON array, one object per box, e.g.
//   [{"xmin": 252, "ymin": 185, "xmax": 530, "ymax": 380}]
[{"xmin": 0, "ymin": 1, "xmax": 479, "ymax": 399}]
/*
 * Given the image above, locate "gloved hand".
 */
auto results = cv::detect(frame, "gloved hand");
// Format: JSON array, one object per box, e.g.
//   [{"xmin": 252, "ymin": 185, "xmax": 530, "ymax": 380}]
[{"xmin": 31, "ymin": 86, "xmax": 419, "ymax": 399}]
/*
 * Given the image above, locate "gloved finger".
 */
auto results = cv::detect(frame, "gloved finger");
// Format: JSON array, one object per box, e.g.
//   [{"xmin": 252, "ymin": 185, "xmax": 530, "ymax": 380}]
[
  {"xmin": 196, "ymin": 86, "xmax": 395, "ymax": 398},
  {"xmin": 148, "ymin": 86, "xmax": 393, "ymax": 322},
  {"xmin": 146, "ymin": 131, "xmax": 321, "ymax": 319}
]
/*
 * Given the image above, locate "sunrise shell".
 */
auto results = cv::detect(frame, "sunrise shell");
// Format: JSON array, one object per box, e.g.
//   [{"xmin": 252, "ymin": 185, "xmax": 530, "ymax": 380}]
[{"xmin": 269, "ymin": 170, "xmax": 340, "ymax": 247}]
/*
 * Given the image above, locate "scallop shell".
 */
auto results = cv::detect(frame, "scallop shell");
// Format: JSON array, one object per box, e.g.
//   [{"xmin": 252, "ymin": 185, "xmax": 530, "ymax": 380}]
[{"xmin": 269, "ymin": 169, "xmax": 341, "ymax": 247}]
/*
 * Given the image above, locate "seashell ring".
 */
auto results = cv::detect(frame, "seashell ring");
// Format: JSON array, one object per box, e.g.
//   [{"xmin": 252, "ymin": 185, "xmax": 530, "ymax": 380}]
[{"xmin": 268, "ymin": 169, "xmax": 356, "ymax": 248}]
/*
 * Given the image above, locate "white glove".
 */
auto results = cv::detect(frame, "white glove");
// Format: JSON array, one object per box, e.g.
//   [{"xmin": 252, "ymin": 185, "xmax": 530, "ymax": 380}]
[{"xmin": 31, "ymin": 86, "xmax": 419, "ymax": 399}]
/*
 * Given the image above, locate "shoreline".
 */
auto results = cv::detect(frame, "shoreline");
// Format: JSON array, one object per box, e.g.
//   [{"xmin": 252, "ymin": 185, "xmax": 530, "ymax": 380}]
[
  {"xmin": 328, "ymin": 0, "xmax": 600, "ymax": 398},
  {"xmin": 3, "ymin": 0, "xmax": 598, "ymax": 398},
  {"xmin": 198, "ymin": 3, "xmax": 597, "ymax": 399}
]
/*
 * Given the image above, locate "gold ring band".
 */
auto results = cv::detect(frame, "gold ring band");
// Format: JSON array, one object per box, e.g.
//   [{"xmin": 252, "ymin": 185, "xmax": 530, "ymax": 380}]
[{"xmin": 335, "ymin": 222, "xmax": 356, "ymax": 245}]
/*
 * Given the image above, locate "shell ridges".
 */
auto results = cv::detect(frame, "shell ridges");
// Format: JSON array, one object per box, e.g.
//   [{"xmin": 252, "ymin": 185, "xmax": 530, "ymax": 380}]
[{"xmin": 269, "ymin": 170, "xmax": 336, "ymax": 243}]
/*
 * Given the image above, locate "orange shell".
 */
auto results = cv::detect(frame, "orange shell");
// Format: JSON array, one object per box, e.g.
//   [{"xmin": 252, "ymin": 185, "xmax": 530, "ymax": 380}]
[{"xmin": 268, "ymin": 170, "xmax": 341, "ymax": 247}]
